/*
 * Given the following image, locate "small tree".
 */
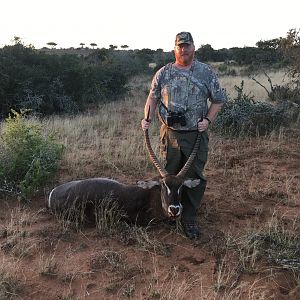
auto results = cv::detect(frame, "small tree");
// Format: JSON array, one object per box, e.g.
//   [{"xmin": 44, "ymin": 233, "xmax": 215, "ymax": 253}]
[
  {"xmin": 90, "ymin": 43, "xmax": 97, "ymax": 49},
  {"xmin": 109, "ymin": 44, "xmax": 117, "ymax": 50},
  {"xmin": 12, "ymin": 36, "xmax": 22, "ymax": 45},
  {"xmin": 80, "ymin": 43, "xmax": 85, "ymax": 48},
  {"xmin": 47, "ymin": 42, "xmax": 57, "ymax": 49},
  {"xmin": 280, "ymin": 28, "xmax": 300, "ymax": 87},
  {"xmin": 121, "ymin": 45, "xmax": 129, "ymax": 49}
]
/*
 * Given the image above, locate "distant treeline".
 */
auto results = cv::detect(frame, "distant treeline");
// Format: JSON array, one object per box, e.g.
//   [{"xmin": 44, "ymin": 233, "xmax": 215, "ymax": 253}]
[
  {"xmin": 195, "ymin": 39, "xmax": 284, "ymax": 65},
  {"xmin": 0, "ymin": 37, "xmax": 291, "ymax": 117}
]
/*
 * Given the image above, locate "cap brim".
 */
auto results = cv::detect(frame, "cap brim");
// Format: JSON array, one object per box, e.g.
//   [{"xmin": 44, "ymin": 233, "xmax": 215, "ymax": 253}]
[{"xmin": 175, "ymin": 40, "xmax": 193, "ymax": 46}]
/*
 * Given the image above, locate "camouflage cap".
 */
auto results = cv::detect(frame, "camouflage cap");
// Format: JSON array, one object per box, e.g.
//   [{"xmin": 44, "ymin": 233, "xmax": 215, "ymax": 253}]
[{"xmin": 175, "ymin": 32, "xmax": 194, "ymax": 46}]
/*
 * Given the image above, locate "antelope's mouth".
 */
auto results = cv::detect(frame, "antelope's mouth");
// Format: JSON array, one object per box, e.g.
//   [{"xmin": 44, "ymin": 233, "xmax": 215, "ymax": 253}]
[{"xmin": 168, "ymin": 204, "xmax": 183, "ymax": 218}]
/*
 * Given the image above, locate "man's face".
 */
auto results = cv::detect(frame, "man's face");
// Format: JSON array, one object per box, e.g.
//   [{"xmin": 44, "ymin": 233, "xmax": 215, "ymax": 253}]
[{"xmin": 174, "ymin": 43, "xmax": 195, "ymax": 66}]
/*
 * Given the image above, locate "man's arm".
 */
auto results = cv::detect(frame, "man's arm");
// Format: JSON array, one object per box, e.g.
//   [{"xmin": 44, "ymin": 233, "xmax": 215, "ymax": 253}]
[
  {"xmin": 197, "ymin": 103, "xmax": 223, "ymax": 132},
  {"xmin": 141, "ymin": 96, "xmax": 158, "ymax": 130},
  {"xmin": 206, "ymin": 103, "xmax": 223, "ymax": 123},
  {"xmin": 141, "ymin": 67, "xmax": 165, "ymax": 130}
]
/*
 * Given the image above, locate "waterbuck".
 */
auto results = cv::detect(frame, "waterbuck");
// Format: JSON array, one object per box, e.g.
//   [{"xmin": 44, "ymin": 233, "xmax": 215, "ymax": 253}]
[{"xmin": 48, "ymin": 128, "xmax": 202, "ymax": 224}]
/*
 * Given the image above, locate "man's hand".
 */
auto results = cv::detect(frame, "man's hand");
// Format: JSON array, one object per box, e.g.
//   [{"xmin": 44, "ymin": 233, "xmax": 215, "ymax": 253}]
[
  {"xmin": 141, "ymin": 118, "xmax": 151, "ymax": 131},
  {"xmin": 197, "ymin": 118, "xmax": 209, "ymax": 132}
]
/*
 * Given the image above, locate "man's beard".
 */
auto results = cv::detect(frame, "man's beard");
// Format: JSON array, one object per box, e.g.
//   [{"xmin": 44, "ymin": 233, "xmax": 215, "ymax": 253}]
[{"xmin": 176, "ymin": 52, "xmax": 194, "ymax": 66}]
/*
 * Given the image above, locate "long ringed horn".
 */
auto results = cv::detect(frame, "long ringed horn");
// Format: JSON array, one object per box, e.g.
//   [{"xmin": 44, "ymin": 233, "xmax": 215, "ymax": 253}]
[
  {"xmin": 176, "ymin": 132, "xmax": 201, "ymax": 178},
  {"xmin": 144, "ymin": 129, "xmax": 168, "ymax": 178}
]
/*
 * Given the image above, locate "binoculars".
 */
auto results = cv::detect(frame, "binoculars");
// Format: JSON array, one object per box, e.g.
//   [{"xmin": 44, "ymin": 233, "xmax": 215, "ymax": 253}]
[{"xmin": 166, "ymin": 111, "xmax": 186, "ymax": 126}]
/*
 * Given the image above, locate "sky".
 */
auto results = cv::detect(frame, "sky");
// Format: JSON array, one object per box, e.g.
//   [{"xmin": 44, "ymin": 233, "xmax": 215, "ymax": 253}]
[{"xmin": 1, "ymin": 0, "xmax": 299, "ymax": 51}]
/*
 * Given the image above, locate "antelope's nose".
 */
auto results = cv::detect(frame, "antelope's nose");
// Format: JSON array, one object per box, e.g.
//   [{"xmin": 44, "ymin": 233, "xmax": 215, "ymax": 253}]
[{"xmin": 168, "ymin": 204, "xmax": 182, "ymax": 217}]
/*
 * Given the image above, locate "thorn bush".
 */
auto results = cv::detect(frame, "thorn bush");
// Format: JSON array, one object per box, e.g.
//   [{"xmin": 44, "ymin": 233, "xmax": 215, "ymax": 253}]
[{"xmin": 213, "ymin": 81, "xmax": 291, "ymax": 137}]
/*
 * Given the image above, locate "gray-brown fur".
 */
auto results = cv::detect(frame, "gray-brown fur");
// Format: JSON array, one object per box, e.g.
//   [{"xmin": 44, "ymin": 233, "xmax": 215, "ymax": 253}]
[{"xmin": 48, "ymin": 176, "xmax": 200, "ymax": 225}]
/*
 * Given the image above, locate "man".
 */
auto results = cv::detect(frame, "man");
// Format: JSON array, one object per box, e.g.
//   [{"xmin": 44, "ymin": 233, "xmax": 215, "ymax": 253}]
[{"xmin": 141, "ymin": 32, "xmax": 226, "ymax": 239}]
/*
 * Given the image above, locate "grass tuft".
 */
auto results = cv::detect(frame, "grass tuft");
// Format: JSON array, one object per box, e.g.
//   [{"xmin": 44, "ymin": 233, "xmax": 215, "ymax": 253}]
[{"xmin": 0, "ymin": 271, "xmax": 22, "ymax": 300}]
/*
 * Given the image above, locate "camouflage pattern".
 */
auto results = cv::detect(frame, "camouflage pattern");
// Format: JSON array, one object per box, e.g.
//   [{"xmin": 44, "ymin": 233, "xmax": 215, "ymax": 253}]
[
  {"xmin": 175, "ymin": 32, "xmax": 194, "ymax": 45},
  {"xmin": 148, "ymin": 60, "xmax": 226, "ymax": 131}
]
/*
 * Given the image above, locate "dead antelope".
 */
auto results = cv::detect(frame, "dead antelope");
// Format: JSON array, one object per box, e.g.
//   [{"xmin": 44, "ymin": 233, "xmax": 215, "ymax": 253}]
[{"xmin": 48, "ymin": 128, "xmax": 201, "ymax": 224}]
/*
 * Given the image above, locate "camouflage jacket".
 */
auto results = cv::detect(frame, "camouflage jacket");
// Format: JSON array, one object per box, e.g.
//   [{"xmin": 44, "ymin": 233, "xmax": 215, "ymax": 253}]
[{"xmin": 148, "ymin": 60, "xmax": 226, "ymax": 131}]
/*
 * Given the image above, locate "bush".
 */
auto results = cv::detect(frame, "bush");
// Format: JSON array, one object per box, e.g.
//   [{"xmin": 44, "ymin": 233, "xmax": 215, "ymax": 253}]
[
  {"xmin": 0, "ymin": 110, "xmax": 64, "ymax": 199},
  {"xmin": 217, "ymin": 63, "xmax": 228, "ymax": 73},
  {"xmin": 217, "ymin": 64, "xmax": 237, "ymax": 76},
  {"xmin": 213, "ymin": 81, "xmax": 290, "ymax": 137},
  {"xmin": 268, "ymin": 84, "xmax": 300, "ymax": 101},
  {"xmin": 0, "ymin": 42, "xmax": 130, "ymax": 117}
]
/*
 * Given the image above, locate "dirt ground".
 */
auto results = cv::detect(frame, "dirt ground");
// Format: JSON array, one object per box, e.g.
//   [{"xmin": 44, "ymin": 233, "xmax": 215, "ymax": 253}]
[{"xmin": 0, "ymin": 131, "xmax": 299, "ymax": 300}]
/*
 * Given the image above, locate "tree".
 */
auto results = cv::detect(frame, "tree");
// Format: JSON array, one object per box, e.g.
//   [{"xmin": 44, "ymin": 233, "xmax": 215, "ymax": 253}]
[
  {"xmin": 256, "ymin": 38, "xmax": 281, "ymax": 50},
  {"xmin": 195, "ymin": 44, "xmax": 215, "ymax": 62},
  {"xmin": 109, "ymin": 44, "xmax": 117, "ymax": 50},
  {"xmin": 12, "ymin": 36, "xmax": 22, "ymax": 45},
  {"xmin": 47, "ymin": 42, "xmax": 57, "ymax": 49},
  {"xmin": 121, "ymin": 45, "xmax": 129, "ymax": 49},
  {"xmin": 279, "ymin": 28, "xmax": 300, "ymax": 87},
  {"xmin": 90, "ymin": 43, "xmax": 97, "ymax": 49},
  {"xmin": 80, "ymin": 43, "xmax": 85, "ymax": 48}
]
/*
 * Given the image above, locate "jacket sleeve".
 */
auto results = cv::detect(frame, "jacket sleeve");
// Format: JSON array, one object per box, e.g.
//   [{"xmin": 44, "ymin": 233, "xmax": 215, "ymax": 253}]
[
  {"xmin": 147, "ymin": 66, "xmax": 165, "ymax": 103},
  {"xmin": 209, "ymin": 70, "xmax": 227, "ymax": 104}
]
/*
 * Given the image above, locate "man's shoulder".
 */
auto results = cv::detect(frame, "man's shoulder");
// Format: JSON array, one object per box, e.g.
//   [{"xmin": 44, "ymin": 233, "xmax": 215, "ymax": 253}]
[
  {"xmin": 193, "ymin": 60, "xmax": 214, "ymax": 73},
  {"xmin": 153, "ymin": 63, "xmax": 173, "ymax": 81},
  {"xmin": 156, "ymin": 63, "xmax": 172, "ymax": 74}
]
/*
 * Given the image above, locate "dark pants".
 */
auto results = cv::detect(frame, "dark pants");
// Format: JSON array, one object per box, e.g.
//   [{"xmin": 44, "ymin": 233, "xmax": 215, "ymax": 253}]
[{"xmin": 160, "ymin": 125, "xmax": 208, "ymax": 222}]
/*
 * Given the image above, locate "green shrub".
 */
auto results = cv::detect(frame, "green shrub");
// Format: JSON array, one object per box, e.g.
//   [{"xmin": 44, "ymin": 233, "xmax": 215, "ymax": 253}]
[
  {"xmin": 0, "ymin": 110, "xmax": 64, "ymax": 199},
  {"xmin": 217, "ymin": 64, "xmax": 237, "ymax": 76},
  {"xmin": 218, "ymin": 63, "xmax": 228, "ymax": 73},
  {"xmin": 213, "ymin": 81, "xmax": 290, "ymax": 137}
]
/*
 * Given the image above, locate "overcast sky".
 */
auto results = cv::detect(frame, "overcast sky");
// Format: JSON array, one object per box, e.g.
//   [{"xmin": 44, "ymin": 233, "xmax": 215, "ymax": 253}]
[{"xmin": 1, "ymin": 0, "xmax": 299, "ymax": 50}]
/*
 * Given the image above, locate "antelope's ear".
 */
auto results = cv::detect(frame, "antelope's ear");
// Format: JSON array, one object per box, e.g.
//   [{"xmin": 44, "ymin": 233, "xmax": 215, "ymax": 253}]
[
  {"xmin": 183, "ymin": 179, "xmax": 201, "ymax": 188},
  {"xmin": 137, "ymin": 180, "xmax": 160, "ymax": 189}
]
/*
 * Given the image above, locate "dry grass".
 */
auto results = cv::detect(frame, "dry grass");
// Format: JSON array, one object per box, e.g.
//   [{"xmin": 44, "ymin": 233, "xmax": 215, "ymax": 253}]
[
  {"xmin": 39, "ymin": 253, "xmax": 59, "ymax": 277},
  {"xmin": 219, "ymin": 70, "xmax": 289, "ymax": 100},
  {"xmin": 121, "ymin": 225, "xmax": 171, "ymax": 256},
  {"xmin": 43, "ymin": 91, "xmax": 156, "ymax": 181},
  {"xmin": 0, "ymin": 258, "xmax": 23, "ymax": 299},
  {"xmin": 94, "ymin": 195, "xmax": 127, "ymax": 236},
  {"xmin": 147, "ymin": 255, "xmax": 203, "ymax": 300},
  {"xmin": 0, "ymin": 206, "xmax": 40, "ymax": 259}
]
